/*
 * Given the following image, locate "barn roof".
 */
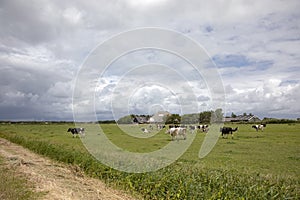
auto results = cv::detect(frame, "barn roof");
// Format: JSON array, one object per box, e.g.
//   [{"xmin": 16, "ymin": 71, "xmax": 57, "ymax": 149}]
[
  {"xmin": 149, "ymin": 111, "xmax": 171, "ymax": 123},
  {"xmin": 225, "ymin": 115, "xmax": 261, "ymax": 122},
  {"xmin": 133, "ymin": 116, "xmax": 149, "ymax": 124}
]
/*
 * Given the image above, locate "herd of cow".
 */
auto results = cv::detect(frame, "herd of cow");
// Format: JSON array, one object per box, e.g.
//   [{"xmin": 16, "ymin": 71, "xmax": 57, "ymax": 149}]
[
  {"xmin": 66, "ymin": 123, "xmax": 266, "ymax": 140},
  {"xmin": 164, "ymin": 124, "xmax": 266, "ymax": 140}
]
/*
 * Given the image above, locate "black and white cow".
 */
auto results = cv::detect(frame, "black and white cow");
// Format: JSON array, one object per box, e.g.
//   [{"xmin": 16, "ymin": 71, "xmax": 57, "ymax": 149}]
[
  {"xmin": 198, "ymin": 125, "xmax": 209, "ymax": 132},
  {"xmin": 166, "ymin": 127, "xmax": 187, "ymax": 141},
  {"xmin": 156, "ymin": 124, "xmax": 166, "ymax": 130},
  {"xmin": 220, "ymin": 127, "xmax": 238, "ymax": 138},
  {"xmin": 189, "ymin": 125, "xmax": 197, "ymax": 134},
  {"xmin": 189, "ymin": 125, "xmax": 209, "ymax": 133},
  {"xmin": 67, "ymin": 128, "xmax": 85, "ymax": 138},
  {"xmin": 141, "ymin": 128, "xmax": 149, "ymax": 133},
  {"xmin": 252, "ymin": 124, "xmax": 266, "ymax": 132}
]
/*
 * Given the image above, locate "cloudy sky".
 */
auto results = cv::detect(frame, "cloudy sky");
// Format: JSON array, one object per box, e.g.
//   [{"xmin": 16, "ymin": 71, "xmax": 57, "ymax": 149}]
[{"xmin": 0, "ymin": 0, "xmax": 299, "ymax": 121}]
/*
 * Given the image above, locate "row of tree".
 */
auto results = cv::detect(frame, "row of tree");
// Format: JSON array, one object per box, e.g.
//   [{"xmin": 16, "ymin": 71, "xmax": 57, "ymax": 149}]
[
  {"xmin": 261, "ymin": 118, "xmax": 299, "ymax": 124},
  {"xmin": 181, "ymin": 108, "xmax": 223, "ymax": 124},
  {"xmin": 117, "ymin": 109, "xmax": 224, "ymax": 124},
  {"xmin": 230, "ymin": 112, "xmax": 254, "ymax": 118}
]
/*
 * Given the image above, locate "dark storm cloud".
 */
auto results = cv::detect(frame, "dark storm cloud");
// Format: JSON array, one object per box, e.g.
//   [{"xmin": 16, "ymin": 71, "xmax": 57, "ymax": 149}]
[{"xmin": 0, "ymin": 0, "xmax": 60, "ymax": 45}]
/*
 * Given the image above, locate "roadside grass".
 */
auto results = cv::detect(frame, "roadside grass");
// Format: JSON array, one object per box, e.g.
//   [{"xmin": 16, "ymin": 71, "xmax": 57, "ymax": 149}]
[
  {"xmin": 0, "ymin": 123, "xmax": 299, "ymax": 199},
  {"xmin": 0, "ymin": 156, "xmax": 41, "ymax": 200}
]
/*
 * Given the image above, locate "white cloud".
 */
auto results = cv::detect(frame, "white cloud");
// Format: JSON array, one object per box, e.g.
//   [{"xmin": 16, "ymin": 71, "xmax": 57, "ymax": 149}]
[
  {"xmin": 62, "ymin": 7, "xmax": 83, "ymax": 25},
  {"xmin": 0, "ymin": 0, "xmax": 299, "ymax": 120},
  {"xmin": 127, "ymin": 0, "xmax": 169, "ymax": 8},
  {"xmin": 225, "ymin": 78, "xmax": 300, "ymax": 118}
]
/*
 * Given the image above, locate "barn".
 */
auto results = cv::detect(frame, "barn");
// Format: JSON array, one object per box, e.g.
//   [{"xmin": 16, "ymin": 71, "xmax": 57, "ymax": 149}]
[
  {"xmin": 149, "ymin": 111, "xmax": 171, "ymax": 124},
  {"xmin": 225, "ymin": 114, "xmax": 261, "ymax": 123},
  {"xmin": 132, "ymin": 116, "xmax": 149, "ymax": 124}
]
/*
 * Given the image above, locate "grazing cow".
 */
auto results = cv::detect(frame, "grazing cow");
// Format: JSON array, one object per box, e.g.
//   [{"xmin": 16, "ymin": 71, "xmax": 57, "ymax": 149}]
[
  {"xmin": 67, "ymin": 128, "xmax": 85, "ymax": 138},
  {"xmin": 149, "ymin": 125, "xmax": 154, "ymax": 130},
  {"xmin": 166, "ymin": 127, "xmax": 187, "ymax": 141},
  {"xmin": 156, "ymin": 124, "xmax": 166, "ymax": 130},
  {"xmin": 169, "ymin": 125, "xmax": 176, "ymax": 129},
  {"xmin": 220, "ymin": 127, "xmax": 238, "ymax": 138},
  {"xmin": 141, "ymin": 128, "xmax": 149, "ymax": 133},
  {"xmin": 198, "ymin": 125, "xmax": 209, "ymax": 132},
  {"xmin": 189, "ymin": 125, "xmax": 209, "ymax": 133},
  {"xmin": 189, "ymin": 125, "xmax": 197, "ymax": 134},
  {"xmin": 252, "ymin": 124, "xmax": 266, "ymax": 132}
]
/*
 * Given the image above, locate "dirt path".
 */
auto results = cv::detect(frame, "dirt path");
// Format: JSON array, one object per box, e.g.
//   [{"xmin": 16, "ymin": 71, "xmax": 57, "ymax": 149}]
[{"xmin": 0, "ymin": 138, "xmax": 135, "ymax": 200}]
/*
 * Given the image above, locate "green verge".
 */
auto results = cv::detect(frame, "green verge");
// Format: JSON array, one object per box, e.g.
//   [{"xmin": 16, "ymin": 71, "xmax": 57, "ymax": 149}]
[
  {"xmin": 0, "ymin": 131, "xmax": 298, "ymax": 199},
  {"xmin": 0, "ymin": 156, "xmax": 41, "ymax": 200}
]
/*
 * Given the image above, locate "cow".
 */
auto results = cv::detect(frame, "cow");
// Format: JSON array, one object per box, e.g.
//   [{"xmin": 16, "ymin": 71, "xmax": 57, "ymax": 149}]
[
  {"xmin": 198, "ymin": 125, "xmax": 209, "ymax": 132},
  {"xmin": 166, "ymin": 127, "xmax": 187, "ymax": 141},
  {"xmin": 169, "ymin": 125, "xmax": 174, "ymax": 129},
  {"xmin": 189, "ymin": 125, "xmax": 197, "ymax": 134},
  {"xmin": 141, "ymin": 128, "xmax": 149, "ymax": 133},
  {"xmin": 189, "ymin": 125, "xmax": 209, "ymax": 133},
  {"xmin": 168, "ymin": 125, "xmax": 178, "ymax": 129},
  {"xmin": 67, "ymin": 128, "xmax": 85, "ymax": 138},
  {"xmin": 149, "ymin": 125, "xmax": 154, "ymax": 130},
  {"xmin": 220, "ymin": 127, "xmax": 238, "ymax": 138},
  {"xmin": 156, "ymin": 124, "xmax": 166, "ymax": 130},
  {"xmin": 252, "ymin": 124, "xmax": 266, "ymax": 132}
]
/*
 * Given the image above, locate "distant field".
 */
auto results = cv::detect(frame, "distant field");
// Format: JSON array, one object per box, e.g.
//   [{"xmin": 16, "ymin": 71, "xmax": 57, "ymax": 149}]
[{"xmin": 0, "ymin": 123, "xmax": 299, "ymax": 199}]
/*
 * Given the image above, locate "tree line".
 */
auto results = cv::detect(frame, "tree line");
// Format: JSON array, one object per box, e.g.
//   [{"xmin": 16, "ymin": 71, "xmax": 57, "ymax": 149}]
[{"xmin": 117, "ymin": 109, "xmax": 224, "ymax": 124}]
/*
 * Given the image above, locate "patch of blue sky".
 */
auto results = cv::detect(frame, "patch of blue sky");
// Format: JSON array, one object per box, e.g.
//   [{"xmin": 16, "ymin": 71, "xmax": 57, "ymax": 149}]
[
  {"xmin": 279, "ymin": 80, "xmax": 299, "ymax": 86},
  {"xmin": 212, "ymin": 54, "xmax": 252, "ymax": 68},
  {"xmin": 205, "ymin": 25, "xmax": 213, "ymax": 33},
  {"xmin": 227, "ymin": 35, "xmax": 240, "ymax": 41},
  {"xmin": 273, "ymin": 37, "xmax": 300, "ymax": 42},
  {"xmin": 213, "ymin": 54, "xmax": 273, "ymax": 71},
  {"xmin": 252, "ymin": 60, "xmax": 273, "ymax": 71},
  {"xmin": 282, "ymin": 66, "xmax": 300, "ymax": 73}
]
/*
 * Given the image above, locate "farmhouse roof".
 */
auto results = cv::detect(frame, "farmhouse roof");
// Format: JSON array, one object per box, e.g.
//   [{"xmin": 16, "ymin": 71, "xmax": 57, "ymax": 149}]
[
  {"xmin": 133, "ymin": 116, "xmax": 149, "ymax": 124},
  {"xmin": 225, "ymin": 114, "xmax": 261, "ymax": 122},
  {"xmin": 149, "ymin": 111, "xmax": 171, "ymax": 123}
]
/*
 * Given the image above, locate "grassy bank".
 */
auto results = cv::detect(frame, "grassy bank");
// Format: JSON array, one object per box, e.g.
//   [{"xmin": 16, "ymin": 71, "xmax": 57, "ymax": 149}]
[
  {"xmin": 0, "ymin": 123, "xmax": 299, "ymax": 199},
  {"xmin": 0, "ymin": 156, "xmax": 40, "ymax": 200}
]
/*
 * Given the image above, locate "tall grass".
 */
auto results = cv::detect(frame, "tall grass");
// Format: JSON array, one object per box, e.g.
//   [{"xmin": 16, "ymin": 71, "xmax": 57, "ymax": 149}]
[
  {"xmin": 0, "ymin": 156, "xmax": 40, "ymax": 200},
  {"xmin": 0, "ymin": 124, "xmax": 299, "ymax": 199}
]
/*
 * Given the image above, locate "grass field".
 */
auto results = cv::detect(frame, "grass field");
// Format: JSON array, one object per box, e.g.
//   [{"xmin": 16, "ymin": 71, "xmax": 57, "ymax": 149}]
[{"xmin": 0, "ymin": 123, "xmax": 299, "ymax": 199}]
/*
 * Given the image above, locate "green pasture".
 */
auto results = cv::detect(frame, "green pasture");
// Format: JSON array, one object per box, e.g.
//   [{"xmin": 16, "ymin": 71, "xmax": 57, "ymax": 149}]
[
  {"xmin": 0, "ymin": 123, "xmax": 298, "ymax": 177},
  {"xmin": 0, "ymin": 123, "xmax": 299, "ymax": 199}
]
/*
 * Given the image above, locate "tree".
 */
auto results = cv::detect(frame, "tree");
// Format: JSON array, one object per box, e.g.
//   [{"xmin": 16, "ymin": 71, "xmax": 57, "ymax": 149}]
[
  {"xmin": 165, "ymin": 114, "xmax": 181, "ymax": 124},
  {"xmin": 181, "ymin": 113, "xmax": 199, "ymax": 124},
  {"xmin": 231, "ymin": 112, "xmax": 237, "ymax": 118},
  {"xmin": 117, "ymin": 115, "xmax": 134, "ymax": 124},
  {"xmin": 199, "ymin": 111, "xmax": 211, "ymax": 123},
  {"xmin": 212, "ymin": 108, "xmax": 224, "ymax": 122}
]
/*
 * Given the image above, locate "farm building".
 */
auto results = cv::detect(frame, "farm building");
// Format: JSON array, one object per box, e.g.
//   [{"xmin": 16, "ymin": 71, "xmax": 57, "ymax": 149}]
[
  {"xmin": 149, "ymin": 111, "xmax": 171, "ymax": 123},
  {"xmin": 131, "ymin": 111, "xmax": 171, "ymax": 124},
  {"xmin": 132, "ymin": 116, "xmax": 150, "ymax": 124},
  {"xmin": 225, "ymin": 114, "xmax": 261, "ymax": 123}
]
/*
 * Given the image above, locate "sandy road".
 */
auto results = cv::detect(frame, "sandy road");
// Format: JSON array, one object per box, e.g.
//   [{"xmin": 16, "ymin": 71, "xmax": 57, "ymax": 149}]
[{"xmin": 0, "ymin": 138, "xmax": 135, "ymax": 200}]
